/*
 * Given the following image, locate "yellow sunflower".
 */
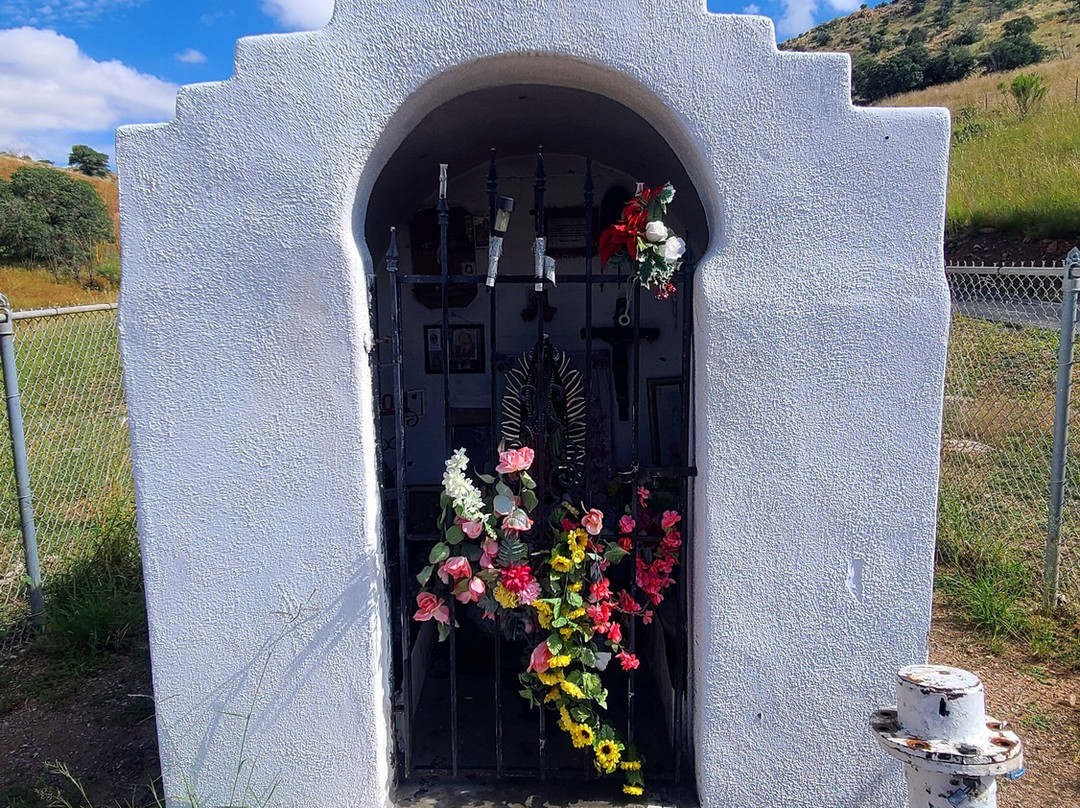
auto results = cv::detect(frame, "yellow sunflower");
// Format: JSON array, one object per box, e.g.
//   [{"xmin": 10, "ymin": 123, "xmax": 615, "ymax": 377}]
[
  {"xmin": 559, "ymin": 626, "xmax": 573, "ymax": 639},
  {"xmin": 559, "ymin": 680, "xmax": 585, "ymax": 699},
  {"xmin": 571, "ymin": 723, "xmax": 594, "ymax": 749},
  {"xmin": 568, "ymin": 529, "xmax": 588, "ymax": 553},
  {"xmin": 595, "ymin": 739, "xmax": 621, "ymax": 771},
  {"xmin": 537, "ymin": 669, "xmax": 564, "ymax": 686},
  {"xmin": 623, "ymin": 785, "xmax": 643, "ymax": 796},
  {"xmin": 534, "ymin": 601, "xmax": 553, "ymax": 629},
  {"xmin": 544, "ymin": 688, "xmax": 561, "ymax": 703},
  {"xmin": 620, "ymin": 760, "xmax": 641, "ymax": 772},
  {"xmin": 493, "ymin": 584, "xmax": 518, "ymax": 609},
  {"xmin": 557, "ymin": 706, "xmax": 572, "ymax": 731},
  {"xmin": 568, "ymin": 581, "xmax": 583, "ymax": 593},
  {"xmin": 549, "ymin": 654, "xmax": 572, "ymax": 668},
  {"xmin": 565, "ymin": 607, "xmax": 586, "ymax": 620},
  {"xmin": 571, "ymin": 548, "xmax": 586, "ymax": 565},
  {"xmin": 551, "ymin": 555, "xmax": 572, "ymax": 573}
]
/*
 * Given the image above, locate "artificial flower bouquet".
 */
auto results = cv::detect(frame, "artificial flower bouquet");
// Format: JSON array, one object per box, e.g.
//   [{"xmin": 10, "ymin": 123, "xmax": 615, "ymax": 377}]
[
  {"xmin": 598, "ymin": 182, "xmax": 686, "ymax": 300},
  {"xmin": 412, "ymin": 445, "xmax": 683, "ymax": 795}
]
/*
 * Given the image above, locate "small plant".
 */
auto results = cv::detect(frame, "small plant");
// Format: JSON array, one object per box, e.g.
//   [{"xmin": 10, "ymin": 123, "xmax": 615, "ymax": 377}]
[{"xmin": 999, "ymin": 72, "xmax": 1049, "ymax": 117}]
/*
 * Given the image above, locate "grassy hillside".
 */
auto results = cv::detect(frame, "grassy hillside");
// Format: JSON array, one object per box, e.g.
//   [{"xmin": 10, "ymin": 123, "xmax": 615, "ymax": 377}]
[
  {"xmin": 0, "ymin": 154, "xmax": 121, "ymax": 304},
  {"xmin": 785, "ymin": 0, "xmax": 1080, "ymax": 249},
  {"xmin": 783, "ymin": 0, "xmax": 1080, "ymax": 63},
  {"xmin": 887, "ymin": 58, "xmax": 1080, "ymax": 237}
]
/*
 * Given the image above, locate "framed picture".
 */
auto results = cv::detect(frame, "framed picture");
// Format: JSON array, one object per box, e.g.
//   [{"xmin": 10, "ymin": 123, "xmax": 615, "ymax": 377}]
[
  {"xmin": 425, "ymin": 324, "xmax": 485, "ymax": 374},
  {"xmin": 648, "ymin": 377, "xmax": 685, "ymax": 467}
]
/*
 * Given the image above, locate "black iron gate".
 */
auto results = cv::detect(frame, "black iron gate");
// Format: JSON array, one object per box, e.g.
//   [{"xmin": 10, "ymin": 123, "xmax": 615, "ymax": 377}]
[{"xmin": 377, "ymin": 148, "xmax": 696, "ymax": 785}]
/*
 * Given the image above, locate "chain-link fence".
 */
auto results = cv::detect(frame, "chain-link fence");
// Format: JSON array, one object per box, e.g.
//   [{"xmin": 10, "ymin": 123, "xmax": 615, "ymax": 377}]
[
  {"xmin": 0, "ymin": 271, "xmax": 1078, "ymax": 628},
  {"xmin": 0, "ymin": 304, "xmax": 133, "ymax": 628},
  {"xmin": 942, "ymin": 261, "xmax": 1080, "ymax": 613}
]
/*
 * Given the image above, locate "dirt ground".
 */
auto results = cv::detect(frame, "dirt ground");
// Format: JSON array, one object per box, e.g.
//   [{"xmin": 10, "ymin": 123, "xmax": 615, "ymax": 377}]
[{"xmin": 0, "ymin": 607, "xmax": 1076, "ymax": 807}]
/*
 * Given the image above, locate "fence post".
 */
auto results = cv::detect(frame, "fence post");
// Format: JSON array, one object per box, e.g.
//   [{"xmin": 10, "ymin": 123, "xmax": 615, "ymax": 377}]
[
  {"xmin": 1045, "ymin": 247, "xmax": 1080, "ymax": 610},
  {"xmin": 0, "ymin": 296, "xmax": 43, "ymax": 624}
]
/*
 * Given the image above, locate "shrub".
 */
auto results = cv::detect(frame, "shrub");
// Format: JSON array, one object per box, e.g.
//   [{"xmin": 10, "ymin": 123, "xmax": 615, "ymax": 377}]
[
  {"xmin": 999, "ymin": 72, "xmax": 1049, "ymax": 117},
  {"xmin": 981, "ymin": 34, "xmax": 1049, "ymax": 71},
  {"xmin": 950, "ymin": 24, "xmax": 984, "ymax": 46}
]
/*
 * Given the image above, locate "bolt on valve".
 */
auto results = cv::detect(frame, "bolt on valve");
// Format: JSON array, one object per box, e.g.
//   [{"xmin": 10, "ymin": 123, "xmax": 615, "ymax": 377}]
[{"xmin": 870, "ymin": 665, "xmax": 1024, "ymax": 808}]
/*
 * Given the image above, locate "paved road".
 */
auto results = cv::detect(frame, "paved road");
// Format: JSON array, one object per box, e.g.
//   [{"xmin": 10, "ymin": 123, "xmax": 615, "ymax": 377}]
[{"xmin": 953, "ymin": 298, "xmax": 1060, "ymax": 330}]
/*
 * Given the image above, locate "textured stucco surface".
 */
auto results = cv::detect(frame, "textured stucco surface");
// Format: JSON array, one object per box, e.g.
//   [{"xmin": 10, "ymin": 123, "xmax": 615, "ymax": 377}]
[{"xmin": 115, "ymin": 1, "xmax": 951, "ymax": 806}]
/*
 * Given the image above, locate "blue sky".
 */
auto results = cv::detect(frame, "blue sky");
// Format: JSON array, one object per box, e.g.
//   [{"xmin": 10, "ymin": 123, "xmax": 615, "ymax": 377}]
[{"xmin": 0, "ymin": 0, "xmax": 853, "ymax": 167}]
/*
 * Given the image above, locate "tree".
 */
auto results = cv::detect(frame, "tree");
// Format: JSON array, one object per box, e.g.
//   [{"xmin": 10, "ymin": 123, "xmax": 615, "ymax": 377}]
[
  {"xmin": 1002, "ymin": 14, "xmax": 1037, "ymax": 38},
  {"xmin": 999, "ymin": 72, "xmax": 1048, "ymax": 117},
  {"xmin": 981, "ymin": 33, "xmax": 1048, "ymax": 71},
  {"xmin": 68, "ymin": 144, "xmax": 110, "ymax": 177},
  {"xmin": 923, "ymin": 46, "xmax": 978, "ymax": 85},
  {"xmin": 0, "ymin": 166, "xmax": 114, "ymax": 278}
]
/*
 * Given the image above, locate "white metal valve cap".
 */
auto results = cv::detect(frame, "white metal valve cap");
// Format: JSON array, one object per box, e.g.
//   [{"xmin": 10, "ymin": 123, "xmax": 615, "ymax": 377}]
[{"xmin": 870, "ymin": 665, "xmax": 1024, "ymax": 777}]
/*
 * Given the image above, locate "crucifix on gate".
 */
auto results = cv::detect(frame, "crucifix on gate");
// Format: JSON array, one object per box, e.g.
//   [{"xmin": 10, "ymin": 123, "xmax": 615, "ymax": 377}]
[{"xmin": 584, "ymin": 298, "xmax": 659, "ymax": 421}]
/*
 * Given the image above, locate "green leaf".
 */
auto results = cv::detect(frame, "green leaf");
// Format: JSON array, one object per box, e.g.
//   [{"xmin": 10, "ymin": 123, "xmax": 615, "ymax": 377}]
[
  {"xmin": 566, "ymin": 590, "xmax": 583, "ymax": 608},
  {"xmin": 505, "ymin": 507, "xmax": 531, "ymax": 531},
  {"xmin": 462, "ymin": 543, "xmax": 482, "ymax": 562},
  {"xmin": 477, "ymin": 473, "xmax": 496, "ymax": 484},
  {"xmin": 521, "ymin": 488, "xmax": 538, "ymax": 511},
  {"xmin": 428, "ymin": 542, "xmax": 450, "ymax": 564},
  {"xmin": 519, "ymin": 471, "xmax": 536, "ymax": 490},
  {"xmin": 437, "ymin": 622, "xmax": 450, "ymax": 642},
  {"xmin": 493, "ymin": 494, "xmax": 515, "ymax": 515},
  {"xmin": 519, "ymin": 688, "xmax": 539, "ymax": 708},
  {"xmin": 416, "ymin": 565, "xmax": 434, "ymax": 585},
  {"xmin": 445, "ymin": 524, "xmax": 465, "ymax": 545},
  {"xmin": 604, "ymin": 544, "xmax": 629, "ymax": 564},
  {"xmin": 546, "ymin": 633, "xmax": 563, "ymax": 654},
  {"xmin": 496, "ymin": 480, "xmax": 513, "ymax": 499}
]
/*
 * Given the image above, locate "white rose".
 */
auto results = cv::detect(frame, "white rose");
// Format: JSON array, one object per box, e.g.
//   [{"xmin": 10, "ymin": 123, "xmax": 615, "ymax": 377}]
[
  {"xmin": 662, "ymin": 236, "xmax": 686, "ymax": 262},
  {"xmin": 644, "ymin": 220, "xmax": 667, "ymax": 243}
]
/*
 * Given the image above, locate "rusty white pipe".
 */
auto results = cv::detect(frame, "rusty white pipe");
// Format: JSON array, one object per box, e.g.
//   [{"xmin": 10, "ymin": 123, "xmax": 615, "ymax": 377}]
[{"xmin": 871, "ymin": 666, "xmax": 1024, "ymax": 808}]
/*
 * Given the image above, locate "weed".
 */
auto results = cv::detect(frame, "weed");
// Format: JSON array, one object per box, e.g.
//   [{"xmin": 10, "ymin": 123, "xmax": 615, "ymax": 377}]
[{"xmin": 1018, "ymin": 710, "xmax": 1054, "ymax": 730}]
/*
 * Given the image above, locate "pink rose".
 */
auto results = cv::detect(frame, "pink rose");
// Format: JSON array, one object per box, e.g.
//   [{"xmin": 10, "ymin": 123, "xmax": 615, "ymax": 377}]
[
  {"xmin": 480, "ymin": 539, "xmax": 499, "ymax": 569},
  {"xmin": 496, "ymin": 446, "xmax": 535, "ymax": 475},
  {"xmin": 661, "ymin": 510, "xmax": 682, "ymax": 531},
  {"xmin": 528, "ymin": 640, "xmax": 553, "ymax": 673},
  {"xmin": 459, "ymin": 518, "xmax": 484, "ymax": 539},
  {"xmin": 414, "ymin": 592, "xmax": 449, "ymax": 625},
  {"xmin": 455, "ymin": 576, "xmax": 486, "ymax": 604},
  {"xmin": 619, "ymin": 515, "xmax": 636, "ymax": 535},
  {"xmin": 581, "ymin": 508, "xmax": 604, "ymax": 536},
  {"xmin": 439, "ymin": 556, "xmax": 472, "ymax": 583}
]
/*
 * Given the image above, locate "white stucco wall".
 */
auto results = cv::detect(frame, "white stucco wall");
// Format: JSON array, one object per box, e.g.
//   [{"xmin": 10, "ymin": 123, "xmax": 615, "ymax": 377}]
[{"xmin": 116, "ymin": 1, "xmax": 950, "ymax": 806}]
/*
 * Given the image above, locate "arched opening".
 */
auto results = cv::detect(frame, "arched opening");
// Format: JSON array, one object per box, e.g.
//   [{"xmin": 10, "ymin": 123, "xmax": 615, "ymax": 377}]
[{"xmin": 362, "ymin": 76, "xmax": 709, "ymax": 791}]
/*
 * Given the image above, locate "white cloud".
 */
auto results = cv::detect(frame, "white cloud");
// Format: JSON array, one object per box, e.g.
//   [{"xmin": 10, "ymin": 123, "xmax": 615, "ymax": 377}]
[
  {"xmin": 825, "ymin": 0, "xmax": 863, "ymax": 11},
  {"xmin": 776, "ymin": 0, "xmax": 818, "ymax": 36},
  {"xmin": 0, "ymin": 0, "xmax": 141, "ymax": 25},
  {"xmin": 175, "ymin": 48, "xmax": 207, "ymax": 64},
  {"xmin": 0, "ymin": 27, "xmax": 177, "ymax": 162},
  {"xmin": 742, "ymin": 4, "xmax": 761, "ymax": 13},
  {"xmin": 261, "ymin": 0, "xmax": 334, "ymax": 30}
]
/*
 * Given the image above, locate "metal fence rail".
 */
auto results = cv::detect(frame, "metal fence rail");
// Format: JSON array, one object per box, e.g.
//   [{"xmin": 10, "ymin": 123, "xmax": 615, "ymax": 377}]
[
  {"xmin": 0, "ymin": 302, "xmax": 133, "ymax": 627},
  {"xmin": 1, "ymin": 259, "xmax": 1078, "ymax": 629},
  {"xmin": 943, "ymin": 254, "xmax": 1080, "ymax": 611}
]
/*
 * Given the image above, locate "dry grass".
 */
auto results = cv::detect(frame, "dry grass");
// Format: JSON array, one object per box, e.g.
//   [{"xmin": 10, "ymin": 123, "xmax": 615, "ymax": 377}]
[
  {"xmin": 0, "ymin": 266, "xmax": 117, "ymax": 311},
  {"xmin": 882, "ymin": 54, "xmax": 1080, "ymax": 236}
]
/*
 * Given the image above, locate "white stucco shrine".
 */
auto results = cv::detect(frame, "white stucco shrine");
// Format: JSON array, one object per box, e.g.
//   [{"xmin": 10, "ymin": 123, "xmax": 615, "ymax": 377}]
[{"xmin": 116, "ymin": 0, "xmax": 952, "ymax": 806}]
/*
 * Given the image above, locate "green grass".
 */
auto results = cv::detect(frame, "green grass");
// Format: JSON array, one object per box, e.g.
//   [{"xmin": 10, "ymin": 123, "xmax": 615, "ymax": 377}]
[{"xmin": 938, "ymin": 314, "xmax": 1080, "ymax": 664}]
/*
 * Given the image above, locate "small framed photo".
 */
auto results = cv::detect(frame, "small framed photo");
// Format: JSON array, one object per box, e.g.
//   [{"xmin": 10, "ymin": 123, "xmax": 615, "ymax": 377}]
[
  {"xmin": 425, "ymin": 325, "xmax": 485, "ymax": 374},
  {"xmin": 461, "ymin": 260, "xmax": 477, "ymax": 275},
  {"xmin": 648, "ymin": 377, "xmax": 685, "ymax": 467}
]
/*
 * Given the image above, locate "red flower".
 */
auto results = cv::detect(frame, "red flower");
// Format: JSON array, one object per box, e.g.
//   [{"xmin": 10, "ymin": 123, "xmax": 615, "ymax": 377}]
[
  {"xmin": 616, "ymin": 590, "xmax": 641, "ymax": 614},
  {"xmin": 587, "ymin": 602, "xmax": 613, "ymax": 628},
  {"xmin": 617, "ymin": 651, "xmax": 640, "ymax": 671},
  {"xmin": 501, "ymin": 563, "xmax": 534, "ymax": 594},
  {"xmin": 608, "ymin": 621, "xmax": 623, "ymax": 644},
  {"xmin": 618, "ymin": 536, "xmax": 633, "ymax": 553},
  {"xmin": 642, "ymin": 609, "xmax": 653, "ymax": 626},
  {"xmin": 619, "ymin": 515, "xmax": 636, "ymax": 535},
  {"xmin": 637, "ymin": 486, "xmax": 651, "ymax": 508},
  {"xmin": 590, "ymin": 578, "xmax": 612, "ymax": 602}
]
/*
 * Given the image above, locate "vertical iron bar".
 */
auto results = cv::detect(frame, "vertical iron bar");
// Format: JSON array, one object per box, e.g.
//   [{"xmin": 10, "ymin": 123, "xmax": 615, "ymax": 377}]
[
  {"xmin": 673, "ymin": 236, "xmax": 694, "ymax": 781},
  {"xmin": 438, "ymin": 164, "xmax": 459, "ymax": 776},
  {"xmin": 1046, "ymin": 247, "xmax": 1080, "ymax": 610},
  {"xmin": 487, "ymin": 148, "xmax": 505, "ymax": 778},
  {"xmin": 534, "ymin": 146, "xmax": 548, "ymax": 779},
  {"xmin": 627, "ymin": 279, "xmax": 641, "ymax": 744},
  {"xmin": 583, "ymin": 160, "xmax": 595, "ymax": 509},
  {"xmin": 387, "ymin": 231, "xmax": 412, "ymax": 778},
  {"xmin": 0, "ymin": 301, "xmax": 43, "ymax": 625}
]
